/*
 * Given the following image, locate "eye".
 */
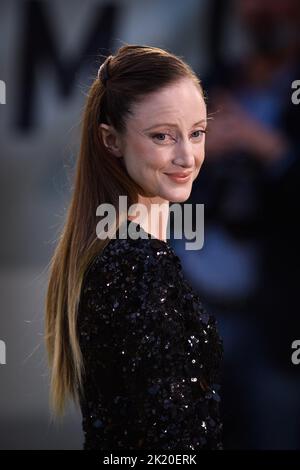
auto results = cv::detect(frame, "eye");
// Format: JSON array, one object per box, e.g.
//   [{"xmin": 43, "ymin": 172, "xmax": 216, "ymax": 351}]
[
  {"xmin": 152, "ymin": 133, "xmax": 168, "ymax": 141},
  {"xmin": 192, "ymin": 129, "xmax": 206, "ymax": 139},
  {"xmin": 151, "ymin": 129, "xmax": 206, "ymax": 143},
  {"xmin": 151, "ymin": 132, "xmax": 174, "ymax": 144}
]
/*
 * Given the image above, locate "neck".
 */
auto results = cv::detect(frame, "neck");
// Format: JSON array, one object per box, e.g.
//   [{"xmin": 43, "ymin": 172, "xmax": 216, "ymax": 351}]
[{"xmin": 128, "ymin": 196, "xmax": 169, "ymax": 242}]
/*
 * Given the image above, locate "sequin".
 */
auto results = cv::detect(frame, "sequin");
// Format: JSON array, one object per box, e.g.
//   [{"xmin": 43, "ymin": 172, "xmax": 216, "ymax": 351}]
[{"xmin": 77, "ymin": 220, "xmax": 223, "ymax": 450}]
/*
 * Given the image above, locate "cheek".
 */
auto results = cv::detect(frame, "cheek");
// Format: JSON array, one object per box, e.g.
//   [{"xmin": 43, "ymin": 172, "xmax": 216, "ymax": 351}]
[
  {"xmin": 124, "ymin": 133, "xmax": 172, "ymax": 174},
  {"xmin": 192, "ymin": 147, "xmax": 205, "ymax": 177},
  {"xmin": 124, "ymin": 145, "xmax": 159, "ymax": 180},
  {"xmin": 124, "ymin": 140, "xmax": 147, "ymax": 171},
  {"xmin": 130, "ymin": 145, "xmax": 169, "ymax": 173},
  {"xmin": 197, "ymin": 144, "xmax": 205, "ymax": 163}
]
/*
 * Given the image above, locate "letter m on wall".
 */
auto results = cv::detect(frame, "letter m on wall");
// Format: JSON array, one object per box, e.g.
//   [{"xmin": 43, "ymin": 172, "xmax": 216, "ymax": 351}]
[{"xmin": 16, "ymin": 0, "xmax": 117, "ymax": 131}]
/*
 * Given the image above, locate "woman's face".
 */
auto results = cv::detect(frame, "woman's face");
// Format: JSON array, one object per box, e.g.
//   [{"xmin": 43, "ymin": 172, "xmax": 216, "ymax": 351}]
[{"xmin": 102, "ymin": 78, "xmax": 207, "ymax": 203}]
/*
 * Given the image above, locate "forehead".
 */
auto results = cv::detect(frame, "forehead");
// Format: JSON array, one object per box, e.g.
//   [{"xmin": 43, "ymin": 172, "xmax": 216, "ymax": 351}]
[{"xmin": 129, "ymin": 78, "xmax": 206, "ymax": 128}]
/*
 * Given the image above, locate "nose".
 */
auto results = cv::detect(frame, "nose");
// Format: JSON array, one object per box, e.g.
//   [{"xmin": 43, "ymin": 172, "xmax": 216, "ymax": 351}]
[{"xmin": 172, "ymin": 137, "xmax": 195, "ymax": 168}]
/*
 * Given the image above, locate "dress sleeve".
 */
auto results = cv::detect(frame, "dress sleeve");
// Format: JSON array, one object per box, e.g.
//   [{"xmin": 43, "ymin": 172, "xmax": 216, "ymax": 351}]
[{"xmin": 78, "ymin": 237, "xmax": 223, "ymax": 451}]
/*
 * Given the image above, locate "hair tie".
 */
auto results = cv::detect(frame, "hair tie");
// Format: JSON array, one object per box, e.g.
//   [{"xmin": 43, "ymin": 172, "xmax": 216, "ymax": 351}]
[{"xmin": 97, "ymin": 55, "xmax": 113, "ymax": 87}]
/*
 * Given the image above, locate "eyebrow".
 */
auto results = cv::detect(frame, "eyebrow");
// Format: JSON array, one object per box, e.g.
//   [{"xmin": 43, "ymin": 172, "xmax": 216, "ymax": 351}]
[{"xmin": 143, "ymin": 119, "xmax": 207, "ymax": 132}]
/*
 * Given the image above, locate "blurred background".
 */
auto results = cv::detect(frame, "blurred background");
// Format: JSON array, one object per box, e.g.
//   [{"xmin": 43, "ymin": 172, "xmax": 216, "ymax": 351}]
[{"xmin": 0, "ymin": 0, "xmax": 299, "ymax": 449}]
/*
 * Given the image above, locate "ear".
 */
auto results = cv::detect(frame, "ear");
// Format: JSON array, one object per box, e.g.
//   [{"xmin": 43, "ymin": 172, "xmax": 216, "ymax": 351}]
[{"xmin": 98, "ymin": 123, "xmax": 123, "ymax": 158}]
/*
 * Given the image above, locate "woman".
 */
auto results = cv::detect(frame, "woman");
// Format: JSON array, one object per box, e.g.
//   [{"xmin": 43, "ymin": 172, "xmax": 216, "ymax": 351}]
[{"xmin": 45, "ymin": 44, "xmax": 223, "ymax": 450}]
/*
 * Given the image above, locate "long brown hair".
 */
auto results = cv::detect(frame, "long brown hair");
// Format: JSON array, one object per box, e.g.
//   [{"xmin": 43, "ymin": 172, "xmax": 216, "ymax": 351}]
[{"xmin": 45, "ymin": 44, "xmax": 204, "ymax": 416}]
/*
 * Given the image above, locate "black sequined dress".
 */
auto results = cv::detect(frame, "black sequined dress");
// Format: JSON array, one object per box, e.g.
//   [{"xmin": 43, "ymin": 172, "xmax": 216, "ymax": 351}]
[{"xmin": 77, "ymin": 220, "xmax": 223, "ymax": 450}]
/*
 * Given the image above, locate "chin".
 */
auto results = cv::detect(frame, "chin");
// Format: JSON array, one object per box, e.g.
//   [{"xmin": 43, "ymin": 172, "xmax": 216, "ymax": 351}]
[
  {"xmin": 163, "ymin": 189, "xmax": 192, "ymax": 203},
  {"xmin": 170, "ymin": 195, "xmax": 191, "ymax": 203}
]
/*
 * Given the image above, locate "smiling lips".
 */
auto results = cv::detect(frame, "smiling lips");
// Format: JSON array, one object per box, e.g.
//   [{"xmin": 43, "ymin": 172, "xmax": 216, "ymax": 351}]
[{"xmin": 165, "ymin": 171, "xmax": 193, "ymax": 183}]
